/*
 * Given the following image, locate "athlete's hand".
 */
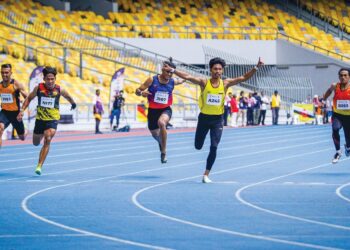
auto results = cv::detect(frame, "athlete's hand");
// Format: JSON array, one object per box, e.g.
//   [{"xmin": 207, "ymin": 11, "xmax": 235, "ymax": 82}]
[
  {"xmin": 17, "ymin": 111, "xmax": 24, "ymax": 122},
  {"xmin": 141, "ymin": 90, "xmax": 152, "ymax": 97},
  {"xmin": 71, "ymin": 103, "xmax": 77, "ymax": 110},
  {"xmin": 256, "ymin": 57, "xmax": 264, "ymax": 68}
]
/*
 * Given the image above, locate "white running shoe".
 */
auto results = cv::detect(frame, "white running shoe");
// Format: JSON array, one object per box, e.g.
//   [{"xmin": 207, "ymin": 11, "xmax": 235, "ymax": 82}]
[
  {"xmin": 332, "ymin": 151, "xmax": 342, "ymax": 164},
  {"xmin": 202, "ymin": 175, "xmax": 212, "ymax": 183}
]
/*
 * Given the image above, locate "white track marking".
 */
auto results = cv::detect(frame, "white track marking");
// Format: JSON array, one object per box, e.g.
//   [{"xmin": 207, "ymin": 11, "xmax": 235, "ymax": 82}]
[
  {"xmin": 131, "ymin": 150, "xmax": 342, "ymax": 250},
  {"xmin": 235, "ymin": 159, "xmax": 350, "ymax": 231},
  {"xmin": 1, "ymin": 137, "xmax": 331, "ymax": 183},
  {"xmin": 336, "ymin": 182, "xmax": 350, "ymax": 203},
  {"xmin": 22, "ymin": 148, "xmax": 334, "ymax": 250}
]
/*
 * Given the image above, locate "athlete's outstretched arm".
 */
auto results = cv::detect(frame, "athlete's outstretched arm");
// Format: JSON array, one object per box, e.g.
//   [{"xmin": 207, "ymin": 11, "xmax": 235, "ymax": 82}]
[
  {"xmin": 323, "ymin": 83, "xmax": 336, "ymax": 100},
  {"xmin": 224, "ymin": 57, "xmax": 264, "ymax": 88},
  {"xmin": 135, "ymin": 77, "xmax": 153, "ymax": 97},
  {"xmin": 174, "ymin": 78, "xmax": 187, "ymax": 86},
  {"xmin": 61, "ymin": 88, "xmax": 77, "ymax": 110},
  {"xmin": 14, "ymin": 80, "xmax": 28, "ymax": 99},
  {"xmin": 17, "ymin": 86, "xmax": 38, "ymax": 121},
  {"xmin": 163, "ymin": 64, "xmax": 205, "ymax": 87}
]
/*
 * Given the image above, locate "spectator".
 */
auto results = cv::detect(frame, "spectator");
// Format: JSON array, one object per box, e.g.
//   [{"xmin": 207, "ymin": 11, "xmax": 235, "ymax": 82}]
[
  {"xmin": 258, "ymin": 91, "xmax": 269, "ymax": 125},
  {"xmin": 93, "ymin": 89, "xmax": 104, "ymax": 134},
  {"xmin": 247, "ymin": 92, "xmax": 256, "ymax": 126},
  {"xmin": 110, "ymin": 90, "xmax": 125, "ymax": 130},
  {"xmin": 253, "ymin": 92, "xmax": 261, "ymax": 125},
  {"xmin": 223, "ymin": 92, "xmax": 231, "ymax": 126},
  {"xmin": 237, "ymin": 91, "xmax": 248, "ymax": 126},
  {"xmin": 230, "ymin": 93, "xmax": 239, "ymax": 127},
  {"xmin": 271, "ymin": 90, "xmax": 281, "ymax": 125}
]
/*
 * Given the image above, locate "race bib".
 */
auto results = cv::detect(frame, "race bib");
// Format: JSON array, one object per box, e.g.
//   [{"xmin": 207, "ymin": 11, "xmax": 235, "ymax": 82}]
[
  {"xmin": 206, "ymin": 94, "xmax": 222, "ymax": 106},
  {"xmin": 1, "ymin": 93, "xmax": 13, "ymax": 103},
  {"xmin": 154, "ymin": 91, "xmax": 169, "ymax": 104},
  {"xmin": 40, "ymin": 97, "xmax": 55, "ymax": 108},
  {"xmin": 337, "ymin": 100, "xmax": 350, "ymax": 110}
]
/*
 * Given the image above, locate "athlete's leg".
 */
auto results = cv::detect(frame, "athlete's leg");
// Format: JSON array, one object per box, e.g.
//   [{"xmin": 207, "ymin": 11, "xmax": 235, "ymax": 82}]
[
  {"xmin": 204, "ymin": 118, "xmax": 223, "ymax": 176},
  {"xmin": 332, "ymin": 116, "xmax": 342, "ymax": 151},
  {"xmin": 342, "ymin": 116, "xmax": 350, "ymax": 155},
  {"xmin": 13, "ymin": 120, "xmax": 26, "ymax": 141},
  {"xmin": 194, "ymin": 114, "xmax": 210, "ymax": 150},
  {"xmin": 0, "ymin": 123, "xmax": 4, "ymax": 148},
  {"xmin": 35, "ymin": 128, "xmax": 56, "ymax": 175},
  {"xmin": 157, "ymin": 113, "xmax": 170, "ymax": 154}
]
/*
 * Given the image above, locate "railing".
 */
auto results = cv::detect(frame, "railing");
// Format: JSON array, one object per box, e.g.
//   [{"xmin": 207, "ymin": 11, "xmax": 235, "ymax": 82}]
[
  {"xmin": 203, "ymin": 46, "xmax": 313, "ymax": 106},
  {"xmin": 80, "ymin": 24, "xmax": 278, "ymax": 40}
]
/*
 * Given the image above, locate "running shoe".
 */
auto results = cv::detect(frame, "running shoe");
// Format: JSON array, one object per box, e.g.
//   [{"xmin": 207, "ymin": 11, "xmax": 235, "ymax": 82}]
[
  {"xmin": 35, "ymin": 165, "xmax": 42, "ymax": 175},
  {"xmin": 345, "ymin": 145, "xmax": 350, "ymax": 157},
  {"xmin": 161, "ymin": 153, "xmax": 167, "ymax": 164},
  {"xmin": 332, "ymin": 152, "xmax": 342, "ymax": 164},
  {"xmin": 202, "ymin": 175, "xmax": 212, "ymax": 183}
]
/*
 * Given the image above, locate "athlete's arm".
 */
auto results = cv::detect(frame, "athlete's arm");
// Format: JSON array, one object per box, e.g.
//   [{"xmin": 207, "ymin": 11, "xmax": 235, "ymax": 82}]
[
  {"xmin": 17, "ymin": 86, "xmax": 38, "ymax": 121},
  {"xmin": 323, "ymin": 83, "xmax": 336, "ymax": 100},
  {"xmin": 61, "ymin": 88, "xmax": 77, "ymax": 110},
  {"xmin": 174, "ymin": 78, "xmax": 187, "ymax": 86},
  {"xmin": 135, "ymin": 77, "xmax": 152, "ymax": 97},
  {"xmin": 162, "ymin": 64, "xmax": 205, "ymax": 87},
  {"xmin": 224, "ymin": 57, "xmax": 264, "ymax": 89},
  {"xmin": 14, "ymin": 80, "xmax": 28, "ymax": 99}
]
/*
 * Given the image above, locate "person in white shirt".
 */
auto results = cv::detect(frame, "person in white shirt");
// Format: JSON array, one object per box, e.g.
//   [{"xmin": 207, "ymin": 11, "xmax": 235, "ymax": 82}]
[{"xmin": 258, "ymin": 91, "xmax": 269, "ymax": 125}]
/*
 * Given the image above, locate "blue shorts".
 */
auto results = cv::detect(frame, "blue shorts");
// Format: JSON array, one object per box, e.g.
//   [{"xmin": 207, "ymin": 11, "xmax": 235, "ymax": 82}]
[{"xmin": 33, "ymin": 120, "xmax": 58, "ymax": 134}]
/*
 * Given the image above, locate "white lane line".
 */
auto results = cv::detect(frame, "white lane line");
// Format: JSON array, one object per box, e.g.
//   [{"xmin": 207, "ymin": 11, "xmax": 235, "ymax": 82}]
[
  {"xmin": 0, "ymin": 130, "xmax": 330, "ymax": 174},
  {"xmin": 131, "ymin": 149, "xmax": 341, "ymax": 250},
  {"xmin": 0, "ymin": 234, "xmax": 87, "ymax": 238},
  {"xmin": 0, "ymin": 126, "xmax": 328, "ymax": 163},
  {"xmin": 336, "ymin": 182, "xmax": 350, "ymax": 203},
  {"xmin": 2, "ymin": 137, "xmax": 331, "ymax": 183},
  {"xmin": 21, "ymin": 148, "xmax": 334, "ymax": 250},
  {"xmin": 235, "ymin": 159, "xmax": 350, "ymax": 231}
]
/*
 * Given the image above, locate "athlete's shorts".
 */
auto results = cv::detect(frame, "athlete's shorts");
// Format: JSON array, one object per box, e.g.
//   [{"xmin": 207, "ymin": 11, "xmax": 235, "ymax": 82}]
[
  {"xmin": 34, "ymin": 120, "xmax": 58, "ymax": 134},
  {"xmin": 0, "ymin": 110, "xmax": 25, "ymax": 135},
  {"xmin": 147, "ymin": 107, "xmax": 172, "ymax": 130},
  {"xmin": 195, "ymin": 113, "xmax": 224, "ymax": 149}
]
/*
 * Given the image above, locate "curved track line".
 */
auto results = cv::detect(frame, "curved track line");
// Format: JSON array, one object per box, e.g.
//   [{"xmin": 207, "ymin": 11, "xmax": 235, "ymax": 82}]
[
  {"xmin": 131, "ymin": 149, "xmax": 340, "ymax": 250},
  {"xmin": 235, "ymin": 159, "xmax": 350, "ymax": 231},
  {"xmin": 336, "ymin": 182, "xmax": 350, "ymax": 203}
]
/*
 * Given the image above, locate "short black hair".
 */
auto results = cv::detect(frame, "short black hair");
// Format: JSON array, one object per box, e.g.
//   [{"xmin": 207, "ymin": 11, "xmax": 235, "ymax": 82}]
[
  {"xmin": 1, "ymin": 64, "xmax": 12, "ymax": 69},
  {"xmin": 338, "ymin": 68, "xmax": 350, "ymax": 76},
  {"xmin": 163, "ymin": 57, "xmax": 176, "ymax": 69},
  {"xmin": 43, "ymin": 67, "xmax": 57, "ymax": 77},
  {"xmin": 209, "ymin": 57, "xmax": 226, "ymax": 69}
]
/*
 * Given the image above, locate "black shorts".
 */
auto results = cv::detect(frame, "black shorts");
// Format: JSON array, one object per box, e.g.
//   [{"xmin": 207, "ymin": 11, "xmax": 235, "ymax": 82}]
[
  {"xmin": 34, "ymin": 120, "xmax": 58, "ymax": 134},
  {"xmin": 147, "ymin": 107, "xmax": 172, "ymax": 130},
  {"xmin": 0, "ymin": 110, "xmax": 25, "ymax": 135}
]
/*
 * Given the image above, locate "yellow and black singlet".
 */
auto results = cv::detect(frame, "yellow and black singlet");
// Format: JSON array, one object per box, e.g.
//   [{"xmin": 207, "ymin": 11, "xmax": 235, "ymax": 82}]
[
  {"xmin": 36, "ymin": 83, "xmax": 61, "ymax": 121},
  {"xmin": 199, "ymin": 79, "xmax": 225, "ymax": 115},
  {"xmin": 0, "ymin": 79, "xmax": 20, "ymax": 111}
]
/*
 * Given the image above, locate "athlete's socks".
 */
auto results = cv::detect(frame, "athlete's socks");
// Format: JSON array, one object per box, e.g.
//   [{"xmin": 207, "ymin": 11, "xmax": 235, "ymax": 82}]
[{"xmin": 35, "ymin": 164, "xmax": 42, "ymax": 175}]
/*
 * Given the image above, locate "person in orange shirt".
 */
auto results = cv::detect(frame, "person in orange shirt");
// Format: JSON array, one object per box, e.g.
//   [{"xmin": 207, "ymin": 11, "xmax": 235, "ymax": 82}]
[
  {"xmin": 324, "ymin": 68, "xmax": 350, "ymax": 163},
  {"xmin": 0, "ymin": 64, "xmax": 28, "ymax": 148}
]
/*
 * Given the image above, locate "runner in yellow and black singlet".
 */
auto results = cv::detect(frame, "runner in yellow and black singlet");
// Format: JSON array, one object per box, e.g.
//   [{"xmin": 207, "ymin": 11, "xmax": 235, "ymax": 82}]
[
  {"xmin": 17, "ymin": 67, "xmax": 77, "ymax": 175},
  {"xmin": 164, "ymin": 57, "xmax": 263, "ymax": 183}
]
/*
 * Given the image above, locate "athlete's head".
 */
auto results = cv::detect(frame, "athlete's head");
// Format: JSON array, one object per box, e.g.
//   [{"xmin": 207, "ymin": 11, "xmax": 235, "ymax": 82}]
[
  {"xmin": 96, "ymin": 89, "xmax": 100, "ymax": 96},
  {"xmin": 1, "ymin": 64, "xmax": 12, "ymax": 83},
  {"xmin": 209, "ymin": 57, "xmax": 226, "ymax": 79},
  {"xmin": 43, "ymin": 67, "xmax": 57, "ymax": 90},
  {"xmin": 161, "ymin": 57, "xmax": 176, "ymax": 80},
  {"xmin": 338, "ymin": 68, "xmax": 350, "ymax": 84}
]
